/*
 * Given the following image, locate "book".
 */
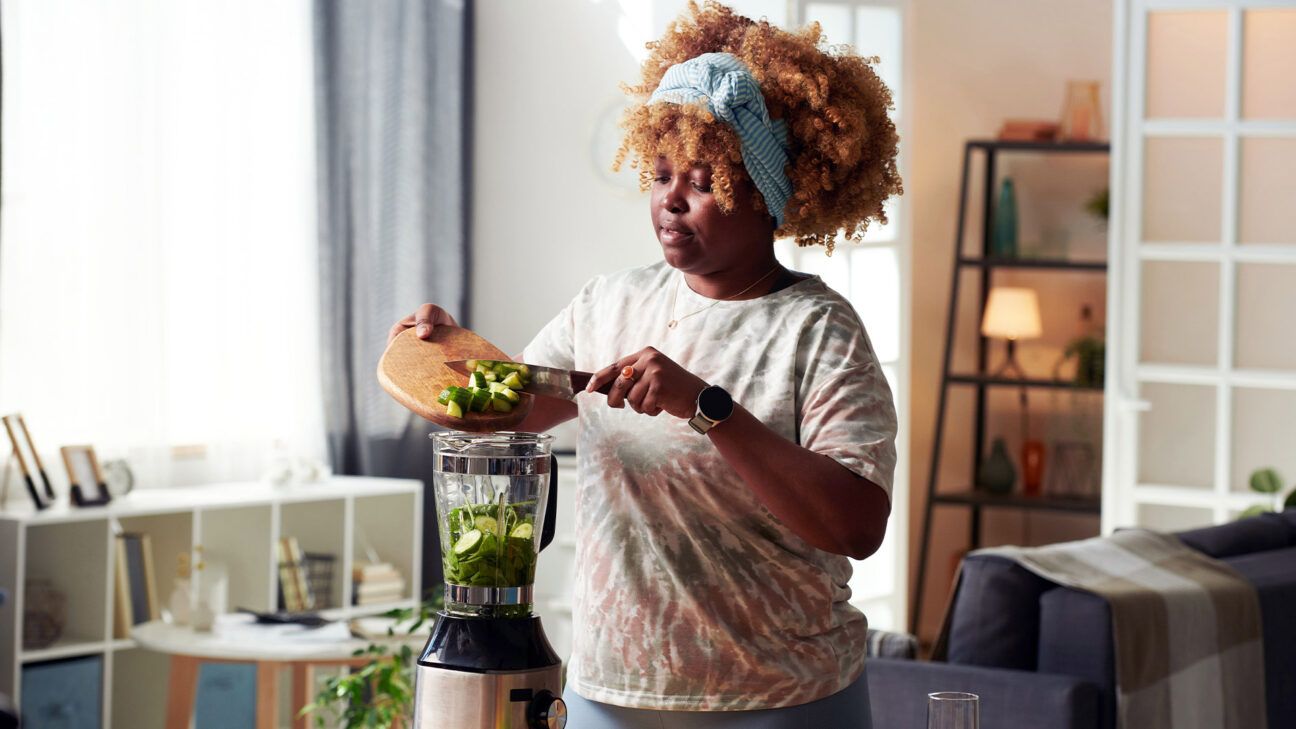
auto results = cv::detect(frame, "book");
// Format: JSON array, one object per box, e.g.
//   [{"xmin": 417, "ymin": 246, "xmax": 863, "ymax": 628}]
[
  {"xmin": 114, "ymin": 533, "xmax": 159, "ymax": 637},
  {"xmin": 352, "ymin": 561, "xmax": 402, "ymax": 582},
  {"xmin": 276, "ymin": 537, "xmax": 312, "ymax": 612},
  {"xmin": 354, "ymin": 579, "xmax": 406, "ymax": 598}
]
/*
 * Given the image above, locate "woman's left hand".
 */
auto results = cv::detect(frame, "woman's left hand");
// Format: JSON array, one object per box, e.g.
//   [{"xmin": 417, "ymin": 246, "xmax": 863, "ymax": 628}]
[{"xmin": 585, "ymin": 347, "xmax": 707, "ymax": 419}]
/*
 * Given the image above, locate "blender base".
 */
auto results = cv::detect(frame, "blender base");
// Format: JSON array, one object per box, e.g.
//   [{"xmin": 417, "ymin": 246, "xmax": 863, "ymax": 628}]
[
  {"xmin": 413, "ymin": 611, "xmax": 566, "ymax": 728},
  {"xmin": 413, "ymin": 663, "xmax": 563, "ymax": 728}
]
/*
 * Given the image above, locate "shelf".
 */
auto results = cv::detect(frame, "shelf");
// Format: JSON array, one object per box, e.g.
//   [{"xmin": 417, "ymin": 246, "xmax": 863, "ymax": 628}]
[
  {"xmin": 20, "ymin": 637, "xmax": 107, "ymax": 663},
  {"xmin": 947, "ymin": 374, "xmax": 1104, "ymax": 392},
  {"xmin": 967, "ymin": 139, "xmax": 1110, "ymax": 153},
  {"xmin": 958, "ymin": 256, "xmax": 1107, "ymax": 272},
  {"xmin": 933, "ymin": 490, "xmax": 1101, "ymax": 514}
]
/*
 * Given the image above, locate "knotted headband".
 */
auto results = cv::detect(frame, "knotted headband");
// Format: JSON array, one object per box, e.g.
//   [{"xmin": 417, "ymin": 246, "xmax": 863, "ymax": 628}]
[{"xmin": 647, "ymin": 52, "xmax": 794, "ymax": 228}]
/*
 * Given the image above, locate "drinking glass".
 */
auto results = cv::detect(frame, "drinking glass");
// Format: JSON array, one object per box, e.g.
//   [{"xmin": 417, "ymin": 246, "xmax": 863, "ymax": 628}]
[{"xmin": 928, "ymin": 692, "xmax": 979, "ymax": 729}]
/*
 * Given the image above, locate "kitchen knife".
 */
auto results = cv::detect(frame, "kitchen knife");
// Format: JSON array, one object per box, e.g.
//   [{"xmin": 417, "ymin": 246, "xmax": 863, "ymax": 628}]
[{"xmin": 444, "ymin": 360, "xmax": 614, "ymax": 401}]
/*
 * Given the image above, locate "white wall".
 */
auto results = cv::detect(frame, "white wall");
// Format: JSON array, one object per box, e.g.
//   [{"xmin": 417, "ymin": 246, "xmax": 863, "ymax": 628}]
[
  {"xmin": 472, "ymin": 1, "xmax": 657, "ymax": 357},
  {"xmin": 471, "ymin": 0, "xmax": 796, "ymax": 357}
]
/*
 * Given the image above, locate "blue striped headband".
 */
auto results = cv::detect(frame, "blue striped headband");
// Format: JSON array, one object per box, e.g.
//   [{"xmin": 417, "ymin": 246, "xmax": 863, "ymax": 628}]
[{"xmin": 648, "ymin": 52, "xmax": 794, "ymax": 228}]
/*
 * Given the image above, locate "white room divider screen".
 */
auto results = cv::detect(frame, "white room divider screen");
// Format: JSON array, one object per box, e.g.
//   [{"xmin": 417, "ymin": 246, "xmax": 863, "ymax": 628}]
[
  {"xmin": 1106, "ymin": 0, "xmax": 1296, "ymax": 533},
  {"xmin": 783, "ymin": 0, "xmax": 911, "ymax": 631}
]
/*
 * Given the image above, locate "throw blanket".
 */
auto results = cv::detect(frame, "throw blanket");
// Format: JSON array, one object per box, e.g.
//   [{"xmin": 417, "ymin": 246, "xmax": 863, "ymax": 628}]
[{"xmin": 979, "ymin": 529, "xmax": 1267, "ymax": 729}]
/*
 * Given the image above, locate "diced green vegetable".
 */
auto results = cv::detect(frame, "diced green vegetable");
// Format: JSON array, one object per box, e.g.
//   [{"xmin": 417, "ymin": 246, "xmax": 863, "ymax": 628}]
[
  {"xmin": 446, "ymin": 400, "xmax": 464, "ymax": 418},
  {"xmin": 484, "ymin": 371, "xmax": 498, "ymax": 382},
  {"xmin": 449, "ymin": 387, "xmax": 472, "ymax": 409},
  {"xmin": 501, "ymin": 372, "xmax": 523, "ymax": 389},
  {"xmin": 491, "ymin": 393, "xmax": 514, "ymax": 413},
  {"xmin": 453, "ymin": 529, "xmax": 482, "ymax": 555},
  {"xmin": 437, "ymin": 388, "xmax": 453, "ymax": 405},
  {"xmin": 469, "ymin": 371, "xmax": 487, "ymax": 389},
  {"xmin": 498, "ymin": 387, "xmax": 520, "ymax": 403},
  {"xmin": 469, "ymin": 388, "xmax": 491, "ymax": 412},
  {"xmin": 443, "ymin": 504, "xmax": 539, "ymax": 588}
]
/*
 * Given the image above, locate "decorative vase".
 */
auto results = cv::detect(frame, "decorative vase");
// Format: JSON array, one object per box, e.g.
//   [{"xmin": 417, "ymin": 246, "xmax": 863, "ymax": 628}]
[
  {"xmin": 991, "ymin": 178, "xmax": 1018, "ymax": 259},
  {"xmin": 977, "ymin": 438, "xmax": 1017, "ymax": 495},
  {"xmin": 22, "ymin": 579, "xmax": 66, "ymax": 650},
  {"xmin": 169, "ymin": 578, "xmax": 192, "ymax": 626},
  {"xmin": 1022, "ymin": 440, "xmax": 1046, "ymax": 496},
  {"xmin": 1060, "ymin": 80, "xmax": 1103, "ymax": 141}
]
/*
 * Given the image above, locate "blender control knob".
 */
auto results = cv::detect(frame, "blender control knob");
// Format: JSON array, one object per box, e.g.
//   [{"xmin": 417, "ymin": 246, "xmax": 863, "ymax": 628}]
[{"xmin": 528, "ymin": 690, "xmax": 567, "ymax": 729}]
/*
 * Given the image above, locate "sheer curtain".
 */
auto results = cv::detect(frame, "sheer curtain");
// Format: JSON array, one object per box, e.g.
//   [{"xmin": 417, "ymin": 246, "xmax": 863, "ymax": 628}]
[{"xmin": 0, "ymin": 0, "xmax": 325, "ymax": 489}]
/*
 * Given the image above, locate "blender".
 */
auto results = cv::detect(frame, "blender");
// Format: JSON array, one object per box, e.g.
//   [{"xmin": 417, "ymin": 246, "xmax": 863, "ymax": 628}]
[{"xmin": 413, "ymin": 432, "xmax": 567, "ymax": 729}]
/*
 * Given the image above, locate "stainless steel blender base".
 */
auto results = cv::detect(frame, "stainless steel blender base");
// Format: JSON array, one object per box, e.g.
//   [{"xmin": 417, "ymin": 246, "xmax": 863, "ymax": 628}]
[{"xmin": 413, "ymin": 663, "xmax": 564, "ymax": 728}]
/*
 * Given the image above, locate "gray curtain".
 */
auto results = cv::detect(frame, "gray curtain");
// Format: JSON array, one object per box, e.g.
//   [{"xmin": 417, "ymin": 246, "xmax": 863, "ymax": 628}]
[{"xmin": 314, "ymin": 0, "xmax": 471, "ymax": 591}]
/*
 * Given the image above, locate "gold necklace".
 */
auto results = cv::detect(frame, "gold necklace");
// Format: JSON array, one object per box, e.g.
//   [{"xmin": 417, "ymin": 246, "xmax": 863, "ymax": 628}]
[{"xmin": 667, "ymin": 264, "xmax": 782, "ymax": 329}]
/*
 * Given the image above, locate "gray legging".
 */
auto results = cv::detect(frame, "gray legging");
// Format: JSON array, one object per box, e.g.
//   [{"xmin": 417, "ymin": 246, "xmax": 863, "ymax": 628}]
[{"xmin": 561, "ymin": 667, "xmax": 873, "ymax": 729}]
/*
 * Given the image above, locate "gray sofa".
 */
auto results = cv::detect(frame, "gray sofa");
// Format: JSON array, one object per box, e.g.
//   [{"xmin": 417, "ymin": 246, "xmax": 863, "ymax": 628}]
[{"xmin": 867, "ymin": 510, "xmax": 1296, "ymax": 728}]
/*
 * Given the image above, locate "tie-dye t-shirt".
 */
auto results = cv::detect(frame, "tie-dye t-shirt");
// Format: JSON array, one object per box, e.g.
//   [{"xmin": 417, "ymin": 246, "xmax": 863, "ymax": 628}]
[{"xmin": 522, "ymin": 261, "xmax": 896, "ymax": 711}]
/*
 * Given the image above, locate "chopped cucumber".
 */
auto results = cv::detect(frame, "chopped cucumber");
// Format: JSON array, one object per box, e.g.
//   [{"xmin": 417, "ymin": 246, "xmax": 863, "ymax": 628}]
[
  {"xmin": 488, "ymin": 382, "xmax": 508, "ymax": 393},
  {"xmin": 449, "ymin": 387, "xmax": 472, "ymax": 409},
  {"xmin": 436, "ymin": 388, "xmax": 453, "ymax": 405},
  {"xmin": 453, "ymin": 529, "xmax": 482, "ymax": 555},
  {"xmin": 469, "ymin": 388, "xmax": 491, "ymax": 412},
  {"xmin": 474, "ymin": 515, "xmax": 499, "ymax": 534},
  {"xmin": 469, "ymin": 371, "xmax": 487, "ymax": 389},
  {"xmin": 484, "ymin": 371, "xmax": 498, "ymax": 382},
  {"xmin": 499, "ymin": 387, "xmax": 520, "ymax": 403},
  {"xmin": 501, "ymin": 372, "xmax": 523, "ymax": 389},
  {"xmin": 509, "ymin": 522, "xmax": 534, "ymax": 539},
  {"xmin": 491, "ymin": 394, "xmax": 514, "ymax": 413},
  {"xmin": 465, "ymin": 359, "xmax": 479, "ymax": 371},
  {"xmin": 445, "ymin": 400, "xmax": 464, "ymax": 417}
]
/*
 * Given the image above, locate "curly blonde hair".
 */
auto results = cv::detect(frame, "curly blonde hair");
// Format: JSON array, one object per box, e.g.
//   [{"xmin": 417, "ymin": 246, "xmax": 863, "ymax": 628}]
[{"xmin": 613, "ymin": 1, "xmax": 903, "ymax": 254}]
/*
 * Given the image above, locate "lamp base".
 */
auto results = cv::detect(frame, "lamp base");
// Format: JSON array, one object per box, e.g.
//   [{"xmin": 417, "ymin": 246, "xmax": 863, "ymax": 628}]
[{"xmin": 990, "ymin": 338, "xmax": 1027, "ymax": 379}]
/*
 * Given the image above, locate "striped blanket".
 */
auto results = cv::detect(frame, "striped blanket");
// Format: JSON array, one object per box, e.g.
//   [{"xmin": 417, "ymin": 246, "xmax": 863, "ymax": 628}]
[{"xmin": 978, "ymin": 529, "xmax": 1267, "ymax": 729}]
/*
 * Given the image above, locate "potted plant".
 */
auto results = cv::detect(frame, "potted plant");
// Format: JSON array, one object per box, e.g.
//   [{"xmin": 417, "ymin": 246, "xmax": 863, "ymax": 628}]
[
  {"xmin": 299, "ymin": 588, "xmax": 442, "ymax": 729},
  {"xmin": 1239, "ymin": 467, "xmax": 1296, "ymax": 519}
]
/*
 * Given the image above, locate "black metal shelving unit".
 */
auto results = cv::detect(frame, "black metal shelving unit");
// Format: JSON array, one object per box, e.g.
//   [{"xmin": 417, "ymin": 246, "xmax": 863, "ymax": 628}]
[{"xmin": 910, "ymin": 139, "xmax": 1110, "ymax": 636}]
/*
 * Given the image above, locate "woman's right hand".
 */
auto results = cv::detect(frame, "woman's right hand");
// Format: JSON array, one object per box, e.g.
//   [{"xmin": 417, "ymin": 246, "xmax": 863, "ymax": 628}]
[{"xmin": 388, "ymin": 303, "xmax": 458, "ymax": 346}]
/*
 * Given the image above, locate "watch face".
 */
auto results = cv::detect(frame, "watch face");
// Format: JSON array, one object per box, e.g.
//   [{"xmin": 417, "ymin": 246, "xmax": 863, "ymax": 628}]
[{"xmin": 698, "ymin": 385, "xmax": 734, "ymax": 421}]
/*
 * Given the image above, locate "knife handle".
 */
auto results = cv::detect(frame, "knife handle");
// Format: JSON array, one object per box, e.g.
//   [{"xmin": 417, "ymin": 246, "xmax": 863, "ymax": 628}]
[{"xmin": 570, "ymin": 371, "xmax": 615, "ymax": 396}]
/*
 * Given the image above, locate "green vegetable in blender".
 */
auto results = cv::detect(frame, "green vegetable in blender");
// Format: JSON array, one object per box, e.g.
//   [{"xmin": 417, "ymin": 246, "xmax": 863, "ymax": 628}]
[{"xmin": 442, "ymin": 502, "xmax": 538, "ymax": 587}]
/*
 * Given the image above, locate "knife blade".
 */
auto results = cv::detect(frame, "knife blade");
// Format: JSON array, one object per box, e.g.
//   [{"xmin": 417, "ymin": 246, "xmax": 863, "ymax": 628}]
[{"xmin": 443, "ymin": 360, "xmax": 613, "ymax": 400}]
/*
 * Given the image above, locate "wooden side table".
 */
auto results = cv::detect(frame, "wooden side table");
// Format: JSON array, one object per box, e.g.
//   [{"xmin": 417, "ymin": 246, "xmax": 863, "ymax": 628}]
[{"xmin": 133, "ymin": 619, "xmax": 412, "ymax": 729}]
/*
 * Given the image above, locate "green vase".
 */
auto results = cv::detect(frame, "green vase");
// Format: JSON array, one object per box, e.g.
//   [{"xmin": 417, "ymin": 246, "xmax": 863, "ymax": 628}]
[
  {"xmin": 977, "ymin": 438, "xmax": 1017, "ymax": 494},
  {"xmin": 991, "ymin": 178, "xmax": 1018, "ymax": 259}
]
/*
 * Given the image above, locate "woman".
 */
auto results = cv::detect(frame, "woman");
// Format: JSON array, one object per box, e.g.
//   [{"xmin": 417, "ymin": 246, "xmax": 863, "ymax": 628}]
[{"xmin": 390, "ymin": 3, "xmax": 902, "ymax": 726}]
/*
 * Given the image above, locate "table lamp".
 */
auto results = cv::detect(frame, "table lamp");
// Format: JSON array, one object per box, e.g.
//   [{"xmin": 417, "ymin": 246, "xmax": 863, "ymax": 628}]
[
  {"xmin": 981, "ymin": 286, "xmax": 1042, "ymax": 379},
  {"xmin": 981, "ymin": 286, "xmax": 1046, "ymax": 495}
]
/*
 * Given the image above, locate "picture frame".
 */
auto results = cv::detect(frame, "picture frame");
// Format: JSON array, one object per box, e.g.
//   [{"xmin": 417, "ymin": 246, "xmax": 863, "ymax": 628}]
[
  {"xmin": 60, "ymin": 445, "xmax": 113, "ymax": 507},
  {"xmin": 2, "ymin": 413, "xmax": 55, "ymax": 510}
]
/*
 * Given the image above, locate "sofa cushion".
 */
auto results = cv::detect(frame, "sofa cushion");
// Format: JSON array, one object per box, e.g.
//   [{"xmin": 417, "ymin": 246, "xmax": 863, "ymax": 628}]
[
  {"xmin": 1222, "ymin": 545, "xmax": 1296, "ymax": 727},
  {"xmin": 945, "ymin": 554, "xmax": 1057, "ymax": 670},
  {"xmin": 1176, "ymin": 510, "xmax": 1296, "ymax": 558}
]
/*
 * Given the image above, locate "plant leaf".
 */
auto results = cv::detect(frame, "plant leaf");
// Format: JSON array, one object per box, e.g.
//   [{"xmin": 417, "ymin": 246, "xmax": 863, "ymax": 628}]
[
  {"xmin": 1239, "ymin": 504, "xmax": 1270, "ymax": 519},
  {"xmin": 1250, "ymin": 467, "xmax": 1282, "ymax": 494}
]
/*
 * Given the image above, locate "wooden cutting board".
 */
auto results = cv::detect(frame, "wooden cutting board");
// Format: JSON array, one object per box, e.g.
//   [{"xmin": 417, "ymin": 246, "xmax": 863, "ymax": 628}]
[{"xmin": 377, "ymin": 326, "xmax": 534, "ymax": 432}]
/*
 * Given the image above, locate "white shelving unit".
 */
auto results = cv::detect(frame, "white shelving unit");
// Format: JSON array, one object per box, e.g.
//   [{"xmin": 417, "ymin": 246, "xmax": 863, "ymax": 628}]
[{"xmin": 0, "ymin": 475, "xmax": 422, "ymax": 728}]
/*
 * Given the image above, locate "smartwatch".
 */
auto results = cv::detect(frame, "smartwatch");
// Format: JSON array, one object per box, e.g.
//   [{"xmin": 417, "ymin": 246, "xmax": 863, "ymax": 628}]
[{"xmin": 688, "ymin": 385, "xmax": 734, "ymax": 434}]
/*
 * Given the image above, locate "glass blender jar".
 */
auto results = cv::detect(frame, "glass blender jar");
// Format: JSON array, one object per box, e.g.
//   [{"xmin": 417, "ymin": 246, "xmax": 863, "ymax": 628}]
[{"xmin": 414, "ymin": 432, "xmax": 566, "ymax": 729}]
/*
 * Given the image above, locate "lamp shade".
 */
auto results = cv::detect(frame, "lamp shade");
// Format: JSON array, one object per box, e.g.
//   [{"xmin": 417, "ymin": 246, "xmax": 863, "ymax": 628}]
[{"xmin": 981, "ymin": 286, "xmax": 1042, "ymax": 340}]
